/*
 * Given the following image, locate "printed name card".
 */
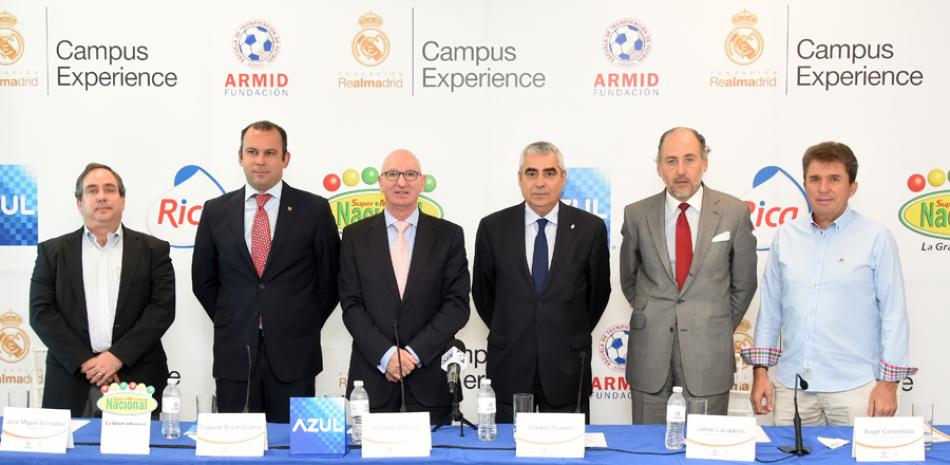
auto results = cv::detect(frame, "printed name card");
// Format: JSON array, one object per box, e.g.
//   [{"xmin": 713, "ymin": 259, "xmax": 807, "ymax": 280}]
[
  {"xmin": 853, "ymin": 417, "xmax": 924, "ymax": 462},
  {"xmin": 361, "ymin": 412, "xmax": 431, "ymax": 458},
  {"xmin": 97, "ymin": 381, "xmax": 159, "ymax": 455},
  {"xmin": 195, "ymin": 413, "xmax": 268, "ymax": 457},
  {"xmin": 289, "ymin": 397, "xmax": 346, "ymax": 456},
  {"xmin": 685, "ymin": 414, "xmax": 757, "ymax": 462},
  {"xmin": 0, "ymin": 407, "xmax": 72, "ymax": 454},
  {"xmin": 515, "ymin": 412, "xmax": 585, "ymax": 458}
]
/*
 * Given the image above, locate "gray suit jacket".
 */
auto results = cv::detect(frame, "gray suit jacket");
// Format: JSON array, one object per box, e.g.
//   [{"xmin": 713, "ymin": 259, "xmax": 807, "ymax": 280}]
[{"xmin": 620, "ymin": 186, "xmax": 757, "ymax": 396}]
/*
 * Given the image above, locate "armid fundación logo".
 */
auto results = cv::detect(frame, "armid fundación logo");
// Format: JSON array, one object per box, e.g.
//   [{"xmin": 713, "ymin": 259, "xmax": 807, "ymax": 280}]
[
  {"xmin": 901, "ymin": 168, "xmax": 950, "ymax": 243},
  {"xmin": 594, "ymin": 18, "xmax": 659, "ymax": 97},
  {"xmin": 225, "ymin": 19, "xmax": 288, "ymax": 97},
  {"xmin": 322, "ymin": 165, "xmax": 442, "ymax": 232}
]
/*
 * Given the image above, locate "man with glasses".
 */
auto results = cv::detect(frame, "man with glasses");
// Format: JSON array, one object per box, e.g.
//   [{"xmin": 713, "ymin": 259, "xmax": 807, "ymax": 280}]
[
  {"xmin": 340, "ymin": 149, "xmax": 470, "ymax": 421},
  {"xmin": 472, "ymin": 141, "xmax": 610, "ymax": 423},
  {"xmin": 620, "ymin": 127, "xmax": 757, "ymax": 423},
  {"xmin": 192, "ymin": 120, "xmax": 340, "ymax": 423}
]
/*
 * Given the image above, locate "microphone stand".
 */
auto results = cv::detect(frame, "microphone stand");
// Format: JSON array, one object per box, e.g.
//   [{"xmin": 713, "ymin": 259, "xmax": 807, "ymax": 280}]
[
  {"xmin": 778, "ymin": 374, "xmax": 811, "ymax": 456},
  {"xmin": 392, "ymin": 321, "xmax": 407, "ymax": 412},
  {"xmin": 432, "ymin": 368, "xmax": 476, "ymax": 435}
]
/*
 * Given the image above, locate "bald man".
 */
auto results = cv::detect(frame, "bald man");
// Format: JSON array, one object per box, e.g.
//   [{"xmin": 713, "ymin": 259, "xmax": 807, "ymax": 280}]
[{"xmin": 340, "ymin": 150, "xmax": 470, "ymax": 421}]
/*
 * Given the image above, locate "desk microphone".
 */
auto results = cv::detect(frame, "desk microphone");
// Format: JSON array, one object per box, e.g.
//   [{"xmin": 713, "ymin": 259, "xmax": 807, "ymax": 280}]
[
  {"xmin": 778, "ymin": 374, "xmax": 811, "ymax": 456},
  {"xmin": 392, "ymin": 320, "xmax": 407, "ymax": 412},
  {"xmin": 440, "ymin": 339, "xmax": 468, "ymax": 394},
  {"xmin": 574, "ymin": 351, "xmax": 587, "ymax": 414}
]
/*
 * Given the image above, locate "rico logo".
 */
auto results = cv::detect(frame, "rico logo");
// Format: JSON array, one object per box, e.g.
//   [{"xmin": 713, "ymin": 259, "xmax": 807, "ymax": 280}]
[
  {"xmin": 146, "ymin": 165, "xmax": 224, "ymax": 248},
  {"xmin": 156, "ymin": 198, "xmax": 201, "ymax": 228}
]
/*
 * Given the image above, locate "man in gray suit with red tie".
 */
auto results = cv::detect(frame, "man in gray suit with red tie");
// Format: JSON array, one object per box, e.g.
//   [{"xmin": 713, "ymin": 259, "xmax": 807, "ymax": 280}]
[{"xmin": 620, "ymin": 127, "xmax": 757, "ymax": 423}]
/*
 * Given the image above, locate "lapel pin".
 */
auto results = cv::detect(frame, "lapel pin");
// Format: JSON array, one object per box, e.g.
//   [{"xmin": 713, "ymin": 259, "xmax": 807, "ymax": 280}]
[
  {"xmin": 570, "ymin": 224, "xmax": 575, "ymax": 230},
  {"xmin": 287, "ymin": 206, "xmax": 293, "ymax": 212},
  {"xmin": 837, "ymin": 257, "xmax": 845, "ymax": 263}
]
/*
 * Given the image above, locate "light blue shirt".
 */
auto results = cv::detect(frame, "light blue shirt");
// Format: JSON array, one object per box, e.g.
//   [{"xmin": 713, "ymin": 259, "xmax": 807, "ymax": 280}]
[
  {"xmin": 524, "ymin": 202, "xmax": 558, "ymax": 273},
  {"xmin": 664, "ymin": 186, "xmax": 702, "ymax": 267},
  {"xmin": 753, "ymin": 208, "xmax": 912, "ymax": 392},
  {"xmin": 243, "ymin": 181, "xmax": 282, "ymax": 254},
  {"xmin": 378, "ymin": 208, "xmax": 421, "ymax": 373},
  {"xmin": 81, "ymin": 225, "xmax": 123, "ymax": 353}
]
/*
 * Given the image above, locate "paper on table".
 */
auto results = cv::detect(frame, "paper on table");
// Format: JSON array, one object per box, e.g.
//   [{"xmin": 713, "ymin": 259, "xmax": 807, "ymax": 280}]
[
  {"xmin": 585, "ymin": 432, "xmax": 607, "ymax": 448},
  {"xmin": 818, "ymin": 437, "xmax": 850, "ymax": 449},
  {"xmin": 755, "ymin": 425, "xmax": 771, "ymax": 443}
]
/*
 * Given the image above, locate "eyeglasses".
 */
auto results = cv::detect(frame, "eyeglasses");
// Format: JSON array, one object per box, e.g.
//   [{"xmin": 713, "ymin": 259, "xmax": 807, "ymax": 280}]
[{"xmin": 380, "ymin": 170, "xmax": 422, "ymax": 182}]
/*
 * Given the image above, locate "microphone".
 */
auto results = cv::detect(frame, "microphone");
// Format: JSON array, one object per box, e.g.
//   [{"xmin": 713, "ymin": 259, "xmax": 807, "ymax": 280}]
[
  {"xmin": 778, "ymin": 374, "xmax": 811, "ymax": 456},
  {"xmin": 574, "ymin": 351, "xmax": 587, "ymax": 414},
  {"xmin": 439, "ymin": 339, "xmax": 468, "ymax": 394},
  {"xmin": 392, "ymin": 320, "xmax": 407, "ymax": 412},
  {"xmin": 243, "ymin": 344, "xmax": 252, "ymax": 414}
]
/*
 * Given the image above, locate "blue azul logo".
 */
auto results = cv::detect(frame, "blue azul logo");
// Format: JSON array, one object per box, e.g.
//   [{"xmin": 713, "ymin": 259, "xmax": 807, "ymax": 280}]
[
  {"xmin": 145, "ymin": 165, "xmax": 224, "ymax": 248},
  {"xmin": 563, "ymin": 167, "xmax": 611, "ymax": 245},
  {"xmin": 289, "ymin": 397, "xmax": 346, "ymax": 456},
  {"xmin": 0, "ymin": 165, "xmax": 38, "ymax": 246},
  {"xmin": 741, "ymin": 166, "xmax": 809, "ymax": 252}
]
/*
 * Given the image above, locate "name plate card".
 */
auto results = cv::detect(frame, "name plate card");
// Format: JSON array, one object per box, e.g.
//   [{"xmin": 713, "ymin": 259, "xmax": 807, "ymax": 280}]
[
  {"xmin": 853, "ymin": 417, "xmax": 924, "ymax": 462},
  {"xmin": 195, "ymin": 413, "xmax": 268, "ymax": 457},
  {"xmin": 685, "ymin": 414, "xmax": 756, "ymax": 462},
  {"xmin": 361, "ymin": 412, "xmax": 431, "ymax": 458},
  {"xmin": 515, "ymin": 412, "xmax": 585, "ymax": 458},
  {"xmin": 0, "ymin": 408, "xmax": 72, "ymax": 454},
  {"xmin": 97, "ymin": 381, "xmax": 159, "ymax": 455}
]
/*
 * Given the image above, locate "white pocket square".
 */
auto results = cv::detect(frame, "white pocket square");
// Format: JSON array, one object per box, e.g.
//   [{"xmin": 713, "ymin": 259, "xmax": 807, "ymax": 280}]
[{"xmin": 711, "ymin": 231, "xmax": 730, "ymax": 242}]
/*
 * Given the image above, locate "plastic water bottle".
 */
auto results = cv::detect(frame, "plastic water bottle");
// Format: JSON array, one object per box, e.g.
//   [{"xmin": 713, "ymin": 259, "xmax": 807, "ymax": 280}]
[
  {"xmin": 664, "ymin": 386, "xmax": 686, "ymax": 449},
  {"xmin": 477, "ymin": 378, "xmax": 497, "ymax": 441},
  {"xmin": 349, "ymin": 380, "xmax": 370, "ymax": 444},
  {"xmin": 161, "ymin": 377, "xmax": 181, "ymax": 439}
]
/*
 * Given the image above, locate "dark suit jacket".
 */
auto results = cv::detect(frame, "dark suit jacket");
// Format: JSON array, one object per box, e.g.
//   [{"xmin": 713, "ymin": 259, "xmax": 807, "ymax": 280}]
[
  {"xmin": 472, "ymin": 202, "xmax": 610, "ymax": 407},
  {"xmin": 339, "ymin": 211, "xmax": 470, "ymax": 409},
  {"xmin": 29, "ymin": 226, "xmax": 175, "ymax": 416},
  {"xmin": 191, "ymin": 183, "xmax": 340, "ymax": 382}
]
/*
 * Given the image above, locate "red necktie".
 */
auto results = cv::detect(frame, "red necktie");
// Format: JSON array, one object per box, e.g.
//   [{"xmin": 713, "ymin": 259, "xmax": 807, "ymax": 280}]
[
  {"xmin": 675, "ymin": 202, "xmax": 692, "ymax": 290},
  {"xmin": 251, "ymin": 193, "xmax": 272, "ymax": 278}
]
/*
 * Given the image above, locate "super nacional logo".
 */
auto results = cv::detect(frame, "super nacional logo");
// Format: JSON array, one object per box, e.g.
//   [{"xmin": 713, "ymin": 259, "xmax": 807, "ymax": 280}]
[
  {"xmin": 741, "ymin": 166, "xmax": 809, "ymax": 252},
  {"xmin": 900, "ymin": 168, "xmax": 950, "ymax": 243},
  {"xmin": 146, "ymin": 165, "xmax": 225, "ymax": 248},
  {"xmin": 594, "ymin": 18, "xmax": 659, "ymax": 97},
  {"xmin": 322, "ymin": 166, "xmax": 442, "ymax": 231},
  {"xmin": 96, "ymin": 381, "xmax": 158, "ymax": 415},
  {"xmin": 225, "ymin": 19, "xmax": 288, "ymax": 97}
]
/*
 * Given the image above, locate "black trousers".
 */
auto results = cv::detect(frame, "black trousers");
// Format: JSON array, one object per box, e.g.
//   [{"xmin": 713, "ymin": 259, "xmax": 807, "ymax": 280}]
[
  {"xmin": 216, "ymin": 331, "xmax": 313, "ymax": 423},
  {"xmin": 496, "ymin": 367, "xmax": 591, "ymax": 424},
  {"xmin": 375, "ymin": 382, "xmax": 452, "ymax": 425}
]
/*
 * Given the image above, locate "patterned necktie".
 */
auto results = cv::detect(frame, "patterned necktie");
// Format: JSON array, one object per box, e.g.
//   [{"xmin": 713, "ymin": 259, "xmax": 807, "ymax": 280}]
[
  {"xmin": 391, "ymin": 221, "xmax": 410, "ymax": 298},
  {"xmin": 675, "ymin": 202, "xmax": 692, "ymax": 290},
  {"xmin": 251, "ymin": 193, "xmax": 272, "ymax": 278},
  {"xmin": 532, "ymin": 218, "xmax": 549, "ymax": 292}
]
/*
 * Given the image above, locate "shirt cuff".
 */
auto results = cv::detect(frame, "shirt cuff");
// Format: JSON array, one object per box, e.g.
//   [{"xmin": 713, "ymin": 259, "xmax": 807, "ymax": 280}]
[
  {"xmin": 740, "ymin": 347, "xmax": 782, "ymax": 367},
  {"xmin": 878, "ymin": 359, "xmax": 918, "ymax": 382},
  {"xmin": 378, "ymin": 346, "xmax": 397, "ymax": 373},
  {"xmin": 405, "ymin": 346, "xmax": 422, "ymax": 367}
]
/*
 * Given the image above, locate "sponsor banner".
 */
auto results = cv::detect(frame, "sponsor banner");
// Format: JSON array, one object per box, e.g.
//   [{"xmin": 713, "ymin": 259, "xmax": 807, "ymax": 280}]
[
  {"xmin": 224, "ymin": 19, "xmax": 289, "ymax": 97},
  {"xmin": 322, "ymin": 165, "xmax": 442, "ymax": 231},
  {"xmin": 709, "ymin": 10, "xmax": 778, "ymax": 89},
  {"xmin": 593, "ymin": 18, "xmax": 660, "ymax": 98},
  {"xmin": 0, "ymin": 10, "xmax": 41, "ymax": 89},
  {"xmin": 900, "ymin": 168, "xmax": 950, "ymax": 246},
  {"xmin": 0, "ymin": 165, "xmax": 37, "ymax": 246},
  {"xmin": 562, "ymin": 167, "xmax": 610, "ymax": 245},
  {"xmin": 741, "ymin": 166, "xmax": 808, "ymax": 252},
  {"xmin": 146, "ymin": 165, "xmax": 225, "ymax": 248},
  {"xmin": 338, "ymin": 11, "xmax": 405, "ymax": 90}
]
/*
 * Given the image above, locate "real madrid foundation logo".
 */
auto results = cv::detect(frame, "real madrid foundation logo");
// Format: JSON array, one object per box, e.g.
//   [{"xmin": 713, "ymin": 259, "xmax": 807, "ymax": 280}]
[
  {"xmin": 352, "ymin": 12, "xmax": 390, "ymax": 67},
  {"xmin": 233, "ymin": 19, "xmax": 281, "ymax": 67},
  {"xmin": 725, "ymin": 10, "xmax": 763, "ymax": 65},
  {"xmin": 0, "ymin": 311, "xmax": 30, "ymax": 364},
  {"xmin": 0, "ymin": 11, "xmax": 25, "ymax": 66},
  {"xmin": 602, "ymin": 18, "xmax": 652, "ymax": 67}
]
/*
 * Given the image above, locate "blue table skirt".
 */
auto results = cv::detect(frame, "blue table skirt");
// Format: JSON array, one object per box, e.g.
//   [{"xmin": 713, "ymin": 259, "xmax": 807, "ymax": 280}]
[{"xmin": 0, "ymin": 420, "xmax": 946, "ymax": 464}]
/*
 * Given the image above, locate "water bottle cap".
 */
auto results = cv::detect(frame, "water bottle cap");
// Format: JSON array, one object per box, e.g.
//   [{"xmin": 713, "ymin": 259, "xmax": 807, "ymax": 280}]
[
  {"xmin": 354, "ymin": 380, "xmax": 363, "ymax": 387},
  {"xmin": 166, "ymin": 378, "xmax": 180, "ymax": 385},
  {"xmin": 672, "ymin": 386, "xmax": 683, "ymax": 393}
]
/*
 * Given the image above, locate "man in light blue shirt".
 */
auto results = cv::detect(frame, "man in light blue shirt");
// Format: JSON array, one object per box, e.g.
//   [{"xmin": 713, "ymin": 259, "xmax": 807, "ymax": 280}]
[{"xmin": 742, "ymin": 142, "xmax": 916, "ymax": 425}]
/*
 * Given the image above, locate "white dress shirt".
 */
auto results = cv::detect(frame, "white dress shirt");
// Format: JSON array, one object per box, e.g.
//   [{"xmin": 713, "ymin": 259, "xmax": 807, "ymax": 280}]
[
  {"xmin": 82, "ymin": 225, "xmax": 123, "ymax": 353},
  {"xmin": 525, "ymin": 202, "xmax": 559, "ymax": 273},
  {"xmin": 664, "ymin": 185, "xmax": 703, "ymax": 269},
  {"xmin": 243, "ymin": 181, "xmax": 282, "ymax": 254}
]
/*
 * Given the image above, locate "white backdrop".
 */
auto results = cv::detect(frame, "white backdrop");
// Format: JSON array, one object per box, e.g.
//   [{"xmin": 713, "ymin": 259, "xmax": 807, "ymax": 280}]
[{"xmin": 1, "ymin": 0, "xmax": 947, "ymax": 424}]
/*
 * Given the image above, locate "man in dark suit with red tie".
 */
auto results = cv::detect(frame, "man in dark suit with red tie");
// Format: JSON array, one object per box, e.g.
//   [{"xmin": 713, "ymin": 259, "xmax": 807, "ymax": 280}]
[
  {"xmin": 339, "ymin": 149, "xmax": 470, "ymax": 421},
  {"xmin": 192, "ymin": 121, "xmax": 340, "ymax": 423},
  {"xmin": 472, "ymin": 141, "xmax": 611, "ymax": 423},
  {"xmin": 30, "ymin": 163, "xmax": 175, "ymax": 417}
]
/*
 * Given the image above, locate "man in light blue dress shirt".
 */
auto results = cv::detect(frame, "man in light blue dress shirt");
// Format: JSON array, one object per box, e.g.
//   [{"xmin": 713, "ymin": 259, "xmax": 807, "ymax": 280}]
[{"xmin": 743, "ymin": 142, "xmax": 916, "ymax": 425}]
